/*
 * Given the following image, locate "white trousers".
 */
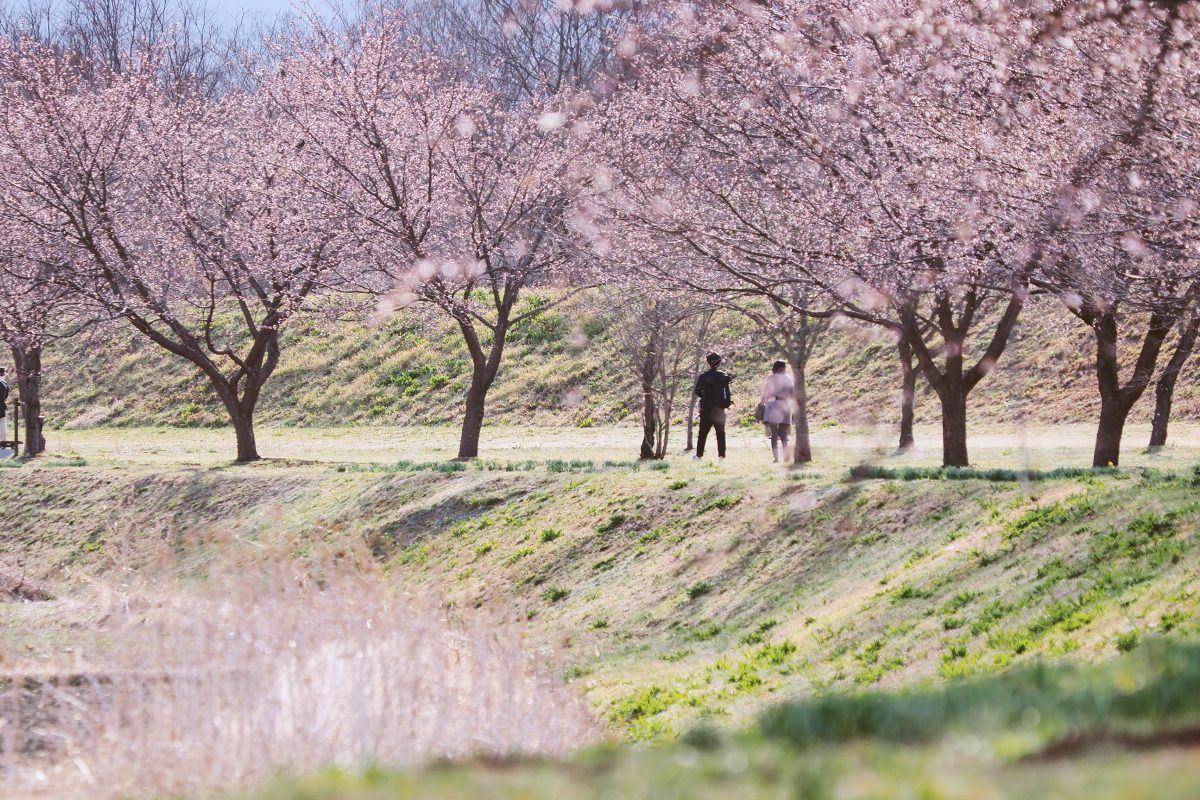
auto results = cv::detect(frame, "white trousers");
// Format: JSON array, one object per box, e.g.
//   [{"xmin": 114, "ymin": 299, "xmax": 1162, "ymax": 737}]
[{"xmin": 0, "ymin": 416, "xmax": 7, "ymax": 443}]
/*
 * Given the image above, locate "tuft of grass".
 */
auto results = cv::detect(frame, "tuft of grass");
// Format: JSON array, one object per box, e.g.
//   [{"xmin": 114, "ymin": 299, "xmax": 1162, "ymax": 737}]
[
  {"xmin": 891, "ymin": 582, "xmax": 932, "ymax": 603},
  {"xmin": 685, "ymin": 581, "xmax": 712, "ymax": 600},
  {"xmin": 508, "ymin": 547, "xmax": 534, "ymax": 564},
  {"xmin": 684, "ymin": 622, "xmax": 722, "ymax": 642},
  {"xmin": 541, "ymin": 586, "xmax": 570, "ymax": 603},
  {"xmin": 597, "ymin": 514, "xmax": 626, "ymax": 533},
  {"xmin": 703, "ymin": 495, "xmax": 741, "ymax": 512},
  {"xmin": 43, "ymin": 457, "xmax": 88, "ymax": 468},
  {"xmin": 740, "ymin": 619, "xmax": 779, "ymax": 646},
  {"xmin": 539, "ymin": 528, "xmax": 564, "ymax": 543}
]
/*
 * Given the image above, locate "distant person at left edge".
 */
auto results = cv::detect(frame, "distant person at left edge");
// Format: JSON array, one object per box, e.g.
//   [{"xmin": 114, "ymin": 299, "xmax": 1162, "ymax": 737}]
[{"xmin": 693, "ymin": 352, "xmax": 732, "ymax": 460}]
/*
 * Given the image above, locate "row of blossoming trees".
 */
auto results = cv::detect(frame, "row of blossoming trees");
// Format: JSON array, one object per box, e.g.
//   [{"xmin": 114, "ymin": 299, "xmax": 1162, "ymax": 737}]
[{"xmin": 0, "ymin": 0, "xmax": 1197, "ymax": 469}]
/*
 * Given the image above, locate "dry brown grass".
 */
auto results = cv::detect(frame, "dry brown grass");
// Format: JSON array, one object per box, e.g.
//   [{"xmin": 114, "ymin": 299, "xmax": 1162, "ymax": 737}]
[{"xmin": 1, "ymin": 546, "xmax": 598, "ymax": 800}]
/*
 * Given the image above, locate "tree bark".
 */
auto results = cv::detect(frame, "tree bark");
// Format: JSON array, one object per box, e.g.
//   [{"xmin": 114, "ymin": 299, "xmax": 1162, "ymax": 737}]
[
  {"xmin": 939, "ymin": 386, "xmax": 969, "ymax": 468},
  {"xmin": 231, "ymin": 407, "xmax": 259, "ymax": 464},
  {"xmin": 1087, "ymin": 308, "xmax": 1170, "ymax": 467},
  {"xmin": 459, "ymin": 379, "xmax": 488, "ymax": 461},
  {"xmin": 901, "ymin": 285, "xmax": 1026, "ymax": 468},
  {"xmin": 639, "ymin": 348, "xmax": 657, "ymax": 460},
  {"xmin": 1093, "ymin": 391, "xmax": 1128, "ymax": 468},
  {"xmin": 788, "ymin": 317, "xmax": 813, "ymax": 464},
  {"xmin": 684, "ymin": 347, "xmax": 701, "ymax": 452},
  {"xmin": 455, "ymin": 320, "xmax": 508, "ymax": 460},
  {"xmin": 1148, "ymin": 318, "xmax": 1198, "ymax": 451},
  {"xmin": 212, "ymin": 382, "xmax": 262, "ymax": 463},
  {"xmin": 11, "ymin": 345, "xmax": 44, "ymax": 457},
  {"xmin": 897, "ymin": 337, "xmax": 916, "ymax": 452}
]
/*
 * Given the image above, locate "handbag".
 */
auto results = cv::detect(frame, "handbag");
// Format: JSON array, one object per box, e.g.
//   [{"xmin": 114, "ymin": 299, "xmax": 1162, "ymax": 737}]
[{"xmin": 754, "ymin": 402, "xmax": 766, "ymax": 423}]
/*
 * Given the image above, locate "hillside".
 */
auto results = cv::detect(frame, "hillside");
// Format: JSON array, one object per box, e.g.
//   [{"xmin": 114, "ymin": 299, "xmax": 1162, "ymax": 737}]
[
  {"xmin": 4, "ymin": 452, "xmax": 1199, "ymax": 740},
  {"xmin": 38, "ymin": 292, "xmax": 1200, "ymax": 435}
]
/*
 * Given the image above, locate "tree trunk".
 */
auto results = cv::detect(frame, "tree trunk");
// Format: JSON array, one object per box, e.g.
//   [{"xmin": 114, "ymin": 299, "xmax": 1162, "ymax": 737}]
[
  {"xmin": 897, "ymin": 338, "xmax": 916, "ymax": 452},
  {"xmin": 459, "ymin": 379, "xmax": 488, "ymax": 460},
  {"xmin": 939, "ymin": 386, "xmax": 969, "ymax": 468},
  {"xmin": 1094, "ymin": 391, "xmax": 1128, "ymax": 468},
  {"xmin": 654, "ymin": 403, "xmax": 670, "ymax": 459},
  {"xmin": 456, "ymin": 323, "xmax": 508, "ymax": 460},
  {"xmin": 12, "ymin": 345, "xmax": 44, "ymax": 457},
  {"xmin": 1148, "ymin": 318, "xmax": 1198, "ymax": 450},
  {"xmin": 232, "ymin": 408, "xmax": 259, "ymax": 464},
  {"xmin": 639, "ymin": 379, "xmax": 656, "ymax": 459},
  {"xmin": 212, "ymin": 386, "xmax": 261, "ymax": 463},
  {"xmin": 684, "ymin": 352, "xmax": 701, "ymax": 452},
  {"xmin": 790, "ymin": 354, "xmax": 812, "ymax": 465},
  {"xmin": 638, "ymin": 328, "xmax": 659, "ymax": 459},
  {"xmin": 1087, "ymin": 309, "xmax": 1169, "ymax": 467}
]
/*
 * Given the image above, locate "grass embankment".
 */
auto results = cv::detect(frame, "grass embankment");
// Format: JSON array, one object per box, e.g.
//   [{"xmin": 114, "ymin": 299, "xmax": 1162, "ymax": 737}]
[
  {"xmin": 4, "ymin": 453, "xmax": 1199, "ymax": 742},
  {"xmin": 42, "ymin": 292, "xmax": 1200, "ymax": 431},
  {"xmin": 240, "ymin": 639, "xmax": 1200, "ymax": 800}
]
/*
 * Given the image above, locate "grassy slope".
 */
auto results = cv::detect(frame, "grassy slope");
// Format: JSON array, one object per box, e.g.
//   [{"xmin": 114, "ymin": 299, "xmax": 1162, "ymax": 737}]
[
  {"xmin": 240, "ymin": 640, "xmax": 1200, "ymax": 800},
  {"xmin": 40, "ymin": 293, "xmax": 1200, "ymax": 431},
  {"xmin": 4, "ymin": 456, "xmax": 1199, "ymax": 743}
]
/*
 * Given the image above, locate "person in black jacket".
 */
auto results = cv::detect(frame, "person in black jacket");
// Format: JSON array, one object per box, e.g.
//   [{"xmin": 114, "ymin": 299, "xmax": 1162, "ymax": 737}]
[{"xmin": 693, "ymin": 352, "xmax": 732, "ymax": 459}]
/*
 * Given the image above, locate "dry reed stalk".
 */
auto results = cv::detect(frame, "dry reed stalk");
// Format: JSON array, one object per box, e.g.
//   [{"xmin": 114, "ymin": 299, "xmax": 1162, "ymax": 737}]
[{"xmin": 1, "ymin": 553, "xmax": 598, "ymax": 800}]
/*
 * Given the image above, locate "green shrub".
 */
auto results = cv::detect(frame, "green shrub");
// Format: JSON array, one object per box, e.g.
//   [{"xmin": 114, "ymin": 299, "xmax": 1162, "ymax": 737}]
[
  {"xmin": 540, "ymin": 528, "xmax": 564, "ymax": 543},
  {"xmin": 686, "ymin": 581, "xmax": 712, "ymax": 600}
]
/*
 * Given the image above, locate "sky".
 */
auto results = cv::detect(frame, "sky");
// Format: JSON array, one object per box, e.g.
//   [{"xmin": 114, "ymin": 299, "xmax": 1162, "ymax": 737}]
[{"xmin": 208, "ymin": 0, "xmax": 298, "ymax": 24}]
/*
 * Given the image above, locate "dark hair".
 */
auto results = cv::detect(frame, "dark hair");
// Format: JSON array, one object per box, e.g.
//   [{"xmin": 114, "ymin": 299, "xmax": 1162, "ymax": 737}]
[
  {"xmin": 772, "ymin": 360, "xmax": 787, "ymax": 373},
  {"xmin": 705, "ymin": 352, "xmax": 721, "ymax": 367}
]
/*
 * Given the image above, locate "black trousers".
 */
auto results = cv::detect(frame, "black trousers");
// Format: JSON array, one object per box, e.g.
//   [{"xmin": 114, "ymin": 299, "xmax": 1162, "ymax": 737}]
[{"xmin": 696, "ymin": 407, "xmax": 726, "ymax": 458}]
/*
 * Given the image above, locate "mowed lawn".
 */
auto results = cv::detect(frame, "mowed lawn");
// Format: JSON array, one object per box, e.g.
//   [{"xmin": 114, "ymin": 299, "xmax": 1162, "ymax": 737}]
[{"xmin": 35, "ymin": 421, "xmax": 1200, "ymax": 473}]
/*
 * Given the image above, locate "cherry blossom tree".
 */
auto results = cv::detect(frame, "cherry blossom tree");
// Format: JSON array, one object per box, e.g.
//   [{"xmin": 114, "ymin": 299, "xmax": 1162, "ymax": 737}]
[
  {"xmin": 1026, "ymin": 1, "xmax": 1200, "ymax": 466},
  {"xmin": 0, "ymin": 39, "xmax": 348, "ymax": 461},
  {"xmin": 270, "ymin": 11, "xmax": 581, "ymax": 458},
  {"xmin": 601, "ymin": 291, "xmax": 712, "ymax": 459},
  {"xmin": 0, "ymin": 242, "xmax": 81, "ymax": 456},
  {"xmin": 586, "ymin": 0, "xmax": 1078, "ymax": 467}
]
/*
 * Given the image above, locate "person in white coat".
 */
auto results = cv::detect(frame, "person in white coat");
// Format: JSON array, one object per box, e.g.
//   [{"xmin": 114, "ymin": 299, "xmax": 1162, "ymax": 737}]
[{"xmin": 759, "ymin": 361, "xmax": 796, "ymax": 463}]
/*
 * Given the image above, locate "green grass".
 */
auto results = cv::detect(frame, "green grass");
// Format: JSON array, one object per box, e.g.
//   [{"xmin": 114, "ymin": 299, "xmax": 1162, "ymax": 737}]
[
  {"xmin": 237, "ymin": 639, "xmax": 1200, "ymax": 800},
  {"xmin": 850, "ymin": 464, "xmax": 1123, "ymax": 482},
  {"xmin": 761, "ymin": 637, "xmax": 1200, "ymax": 748}
]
